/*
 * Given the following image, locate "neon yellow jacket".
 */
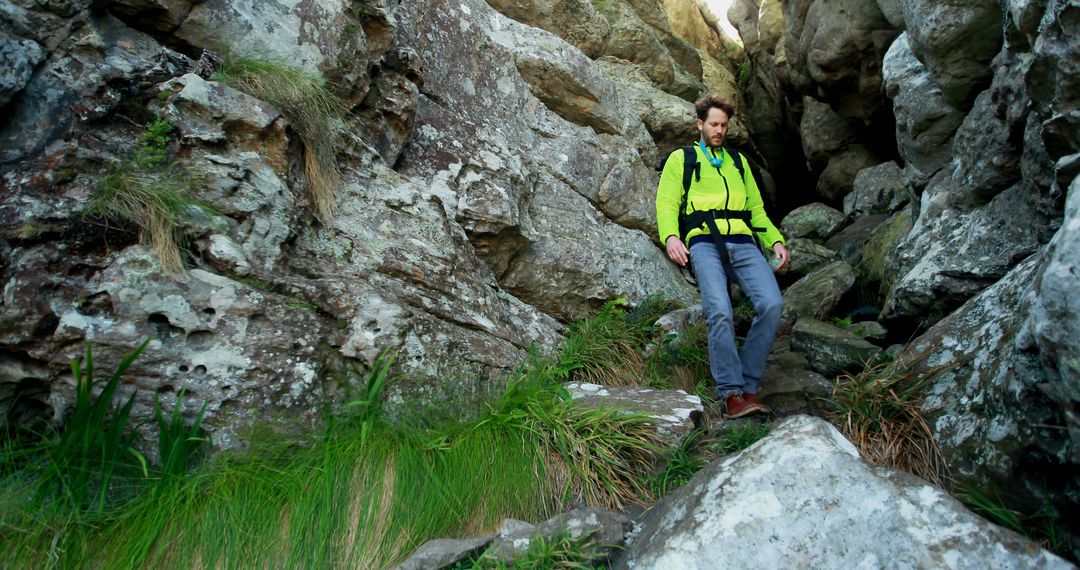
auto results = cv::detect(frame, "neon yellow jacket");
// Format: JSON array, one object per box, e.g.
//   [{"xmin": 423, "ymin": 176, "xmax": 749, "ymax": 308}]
[{"xmin": 655, "ymin": 145, "xmax": 785, "ymax": 248}]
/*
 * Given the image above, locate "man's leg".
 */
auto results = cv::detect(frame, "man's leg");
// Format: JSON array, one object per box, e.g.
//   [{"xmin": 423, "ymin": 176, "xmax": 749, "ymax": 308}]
[
  {"xmin": 727, "ymin": 242, "xmax": 783, "ymax": 395},
  {"xmin": 688, "ymin": 241, "xmax": 743, "ymax": 398}
]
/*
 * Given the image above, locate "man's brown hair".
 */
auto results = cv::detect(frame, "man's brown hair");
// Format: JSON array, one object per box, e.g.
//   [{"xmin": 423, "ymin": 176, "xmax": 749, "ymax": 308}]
[{"xmin": 695, "ymin": 94, "xmax": 736, "ymax": 121}]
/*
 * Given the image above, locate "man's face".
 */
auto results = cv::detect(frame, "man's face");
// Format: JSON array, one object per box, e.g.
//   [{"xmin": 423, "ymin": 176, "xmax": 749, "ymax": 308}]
[{"xmin": 697, "ymin": 107, "xmax": 730, "ymax": 148}]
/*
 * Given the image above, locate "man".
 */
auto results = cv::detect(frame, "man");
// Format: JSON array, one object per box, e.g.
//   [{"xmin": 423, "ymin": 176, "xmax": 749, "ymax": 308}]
[{"xmin": 655, "ymin": 94, "xmax": 789, "ymax": 419}]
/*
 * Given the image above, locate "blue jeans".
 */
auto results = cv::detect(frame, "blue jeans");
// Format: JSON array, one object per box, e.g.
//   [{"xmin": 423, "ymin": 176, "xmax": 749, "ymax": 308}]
[{"xmin": 689, "ymin": 239, "xmax": 783, "ymax": 398}]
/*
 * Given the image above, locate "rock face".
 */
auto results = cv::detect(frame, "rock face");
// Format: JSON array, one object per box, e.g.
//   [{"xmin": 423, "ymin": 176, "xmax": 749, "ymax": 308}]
[
  {"xmin": 615, "ymin": 415, "xmax": 1069, "ymax": 569},
  {"xmin": 881, "ymin": 33, "xmax": 965, "ymax": 177},
  {"xmin": 0, "ymin": 0, "xmax": 703, "ymax": 444},
  {"xmin": 791, "ymin": 318, "xmax": 881, "ymax": 377}
]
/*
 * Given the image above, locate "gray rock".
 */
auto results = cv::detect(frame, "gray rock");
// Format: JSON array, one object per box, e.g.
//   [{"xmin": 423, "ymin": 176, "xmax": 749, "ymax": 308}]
[
  {"xmin": 485, "ymin": 0, "xmax": 611, "ymax": 59},
  {"xmin": 0, "ymin": 31, "xmax": 45, "ymax": 107},
  {"xmin": 844, "ymin": 161, "xmax": 912, "ymax": 218},
  {"xmin": 896, "ymin": 254, "xmax": 1051, "ymax": 491},
  {"xmin": 396, "ymin": 534, "xmax": 495, "ymax": 570},
  {"xmin": 487, "ymin": 507, "xmax": 632, "ymax": 563},
  {"xmin": 779, "ymin": 202, "xmax": 846, "ymax": 241},
  {"xmin": 791, "ymin": 318, "xmax": 882, "ymax": 377},
  {"xmin": 0, "ymin": 14, "xmax": 190, "ymax": 163},
  {"xmin": 780, "ymin": 260, "xmax": 857, "ymax": 331},
  {"xmin": 900, "ymin": 0, "xmax": 1003, "ymax": 109},
  {"xmin": 783, "ymin": 0, "xmax": 897, "ymax": 120},
  {"xmin": 882, "ymin": 178, "xmax": 1046, "ymax": 327},
  {"xmin": 825, "ymin": 213, "xmax": 889, "ymax": 268},
  {"xmin": 952, "ymin": 88, "xmax": 1022, "ymax": 204},
  {"xmin": 847, "ymin": 320, "xmax": 888, "ymax": 342},
  {"xmin": 651, "ymin": 305, "xmax": 704, "ymax": 343},
  {"xmin": 782, "ymin": 238, "xmax": 839, "ymax": 281},
  {"xmin": 1024, "ymin": 0, "xmax": 1080, "ymax": 162},
  {"xmin": 882, "ymin": 33, "xmax": 966, "ymax": 177},
  {"xmin": 32, "ymin": 248, "xmax": 333, "ymax": 449},
  {"xmin": 859, "ymin": 208, "xmax": 914, "ymax": 291},
  {"xmin": 759, "ymin": 340, "xmax": 833, "ymax": 416},
  {"xmin": 1017, "ymin": 173, "xmax": 1080, "ymax": 464},
  {"xmin": 615, "ymin": 415, "xmax": 1070, "ymax": 569},
  {"xmin": 565, "ymin": 382, "xmax": 703, "ymax": 445},
  {"xmin": 815, "ymin": 144, "xmax": 881, "ymax": 204},
  {"xmin": 798, "ymin": 96, "xmax": 862, "ymax": 168},
  {"xmin": 876, "ymin": 0, "xmax": 905, "ymax": 28}
]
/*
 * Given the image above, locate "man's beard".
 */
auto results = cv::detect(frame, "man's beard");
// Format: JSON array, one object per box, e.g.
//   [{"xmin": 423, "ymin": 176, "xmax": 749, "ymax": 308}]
[{"xmin": 702, "ymin": 134, "xmax": 724, "ymax": 148}]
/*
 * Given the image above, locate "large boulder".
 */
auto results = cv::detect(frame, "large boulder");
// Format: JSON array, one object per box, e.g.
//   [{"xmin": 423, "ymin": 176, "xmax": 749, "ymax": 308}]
[
  {"xmin": 0, "ymin": 31, "xmax": 45, "ymax": 108},
  {"xmin": 881, "ymin": 33, "xmax": 965, "ymax": 178},
  {"xmin": 778, "ymin": 202, "xmax": 846, "ymax": 242},
  {"xmin": 781, "ymin": 238, "xmax": 839, "ymax": 282},
  {"xmin": 896, "ymin": 249, "xmax": 1078, "ymax": 520},
  {"xmin": 1017, "ymin": 173, "xmax": 1080, "ymax": 465},
  {"xmin": 783, "ymin": 0, "xmax": 897, "ymax": 120},
  {"xmin": 780, "ymin": 260, "xmax": 857, "ymax": 330},
  {"xmin": 615, "ymin": 415, "xmax": 1069, "ymax": 569},
  {"xmin": 759, "ymin": 341, "xmax": 833, "ymax": 416},
  {"xmin": 844, "ymin": 161, "xmax": 912, "ymax": 218},
  {"xmin": 791, "ymin": 318, "xmax": 882, "ymax": 377},
  {"xmin": 881, "ymin": 176, "xmax": 1048, "ymax": 328},
  {"xmin": 899, "ymin": 0, "xmax": 1003, "ymax": 110}
]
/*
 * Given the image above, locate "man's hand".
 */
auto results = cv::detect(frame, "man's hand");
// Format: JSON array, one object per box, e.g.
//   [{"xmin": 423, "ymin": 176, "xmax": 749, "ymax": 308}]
[
  {"xmin": 666, "ymin": 235, "xmax": 689, "ymax": 266},
  {"xmin": 772, "ymin": 242, "xmax": 790, "ymax": 271}
]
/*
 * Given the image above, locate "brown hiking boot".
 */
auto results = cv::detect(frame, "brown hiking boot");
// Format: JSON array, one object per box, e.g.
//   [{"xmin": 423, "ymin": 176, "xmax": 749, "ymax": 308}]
[
  {"xmin": 743, "ymin": 393, "xmax": 772, "ymax": 414},
  {"xmin": 724, "ymin": 394, "xmax": 761, "ymax": 419}
]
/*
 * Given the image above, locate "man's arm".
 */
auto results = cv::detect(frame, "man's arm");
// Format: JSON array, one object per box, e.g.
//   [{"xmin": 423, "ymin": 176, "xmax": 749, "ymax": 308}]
[{"xmin": 656, "ymin": 150, "xmax": 685, "ymax": 248}]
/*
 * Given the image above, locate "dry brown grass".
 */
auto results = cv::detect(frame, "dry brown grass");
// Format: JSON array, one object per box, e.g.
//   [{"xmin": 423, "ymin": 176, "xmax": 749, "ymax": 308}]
[
  {"xmin": 91, "ymin": 167, "xmax": 190, "ymax": 272},
  {"xmin": 216, "ymin": 58, "xmax": 349, "ymax": 225},
  {"xmin": 827, "ymin": 364, "xmax": 949, "ymax": 486}
]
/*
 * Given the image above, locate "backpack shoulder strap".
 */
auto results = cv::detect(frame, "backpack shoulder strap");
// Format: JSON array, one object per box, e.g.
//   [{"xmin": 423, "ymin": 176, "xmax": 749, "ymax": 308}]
[
  {"xmin": 726, "ymin": 147, "xmax": 746, "ymax": 182},
  {"xmin": 681, "ymin": 146, "xmax": 698, "ymax": 194},
  {"xmin": 678, "ymin": 146, "xmax": 700, "ymax": 242}
]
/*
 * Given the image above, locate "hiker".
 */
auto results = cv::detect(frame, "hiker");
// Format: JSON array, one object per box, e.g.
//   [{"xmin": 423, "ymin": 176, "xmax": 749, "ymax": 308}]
[{"xmin": 655, "ymin": 94, "xmax": 789, "ymax": 419}]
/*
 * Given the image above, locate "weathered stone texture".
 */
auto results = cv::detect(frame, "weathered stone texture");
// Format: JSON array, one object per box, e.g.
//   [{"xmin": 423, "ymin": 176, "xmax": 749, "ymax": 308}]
[{"xmin": 615, "ymin": 415, "xmax": 1069, "ymax": 569}]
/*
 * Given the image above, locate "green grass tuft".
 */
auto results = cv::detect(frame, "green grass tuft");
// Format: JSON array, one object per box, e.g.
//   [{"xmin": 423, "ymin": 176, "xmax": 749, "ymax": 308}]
[
  {"xmin": 558, "ymin": 296, "xmax": 677, "ymax": 387},
  {"xmin": 215, "ymin": 57, "xmax": 349, "ymax": 225}
]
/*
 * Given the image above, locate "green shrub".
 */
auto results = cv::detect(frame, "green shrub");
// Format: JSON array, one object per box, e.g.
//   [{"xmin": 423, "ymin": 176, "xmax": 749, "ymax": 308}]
[
  {"xmin": 645, "ymin": 322, "xmax": 711, "ymax": 399},
  {"xmin": 39, "ymin": 340, "xmax": 149, "ymax": 514},
  {"xmin": 713, "ymin": 422, "xmax": 769, "ymax": 456},
  {"xmin": 215, "ymin": 57, "xmax": 349, "ymax": 225}
]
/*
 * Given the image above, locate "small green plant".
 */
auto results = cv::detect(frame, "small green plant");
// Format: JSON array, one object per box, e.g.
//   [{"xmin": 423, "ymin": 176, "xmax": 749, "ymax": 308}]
[
  {"xmin": 154, "ymin": 386, "xmax": 207, "ymax": 479},
  {"xmin": 556, "ymin": 297, "xmax": 659, "ymax": 386},
  {"xmin": 737, "ymin": 58, "xmax": 752, "ymax": 90},
  {"xmin": 824, "ymin": 364, "xmax": 947, "ymax": 486},
  {"xmin": 645, "ymin": 323, "xmax": 710, "ymax": 397},
  {"xmin": 649, "ymin": 429, "xmax": 707, "ymax": 496},
  {"xmin": 958, "ymin": 487, "xmax": 1075, "ymax": 560},
  {"xmin": 832, "ymin": 315, "xmax": 853, "ymax": 328},
  {"xmin": 459, "ymin": 530, "xmax": 610, "ymax": 569},
  {"xmin": 713, "ymin": 422, "xmax": 769, "ymax": 455},
  {"xmin": 215, "ymin": 57, "xmax": 349, "ymax": 224}
]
